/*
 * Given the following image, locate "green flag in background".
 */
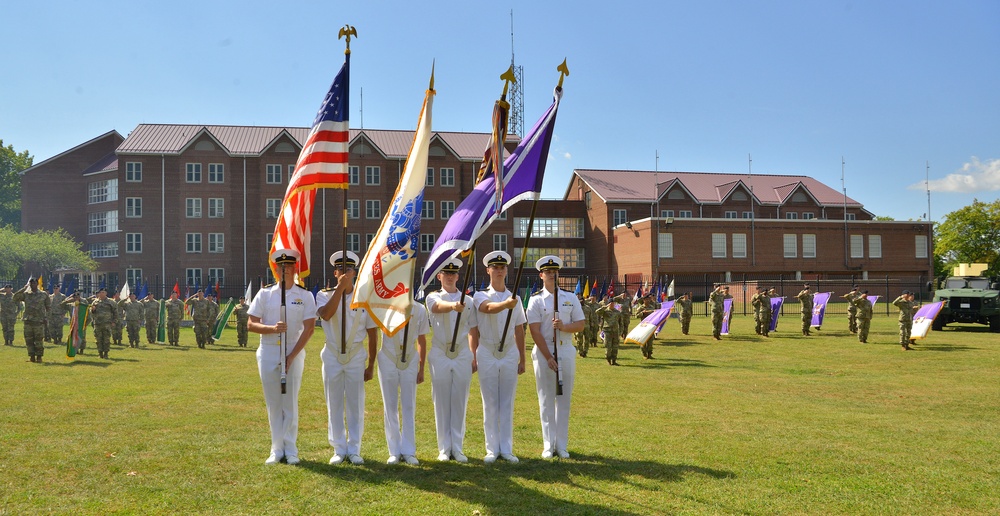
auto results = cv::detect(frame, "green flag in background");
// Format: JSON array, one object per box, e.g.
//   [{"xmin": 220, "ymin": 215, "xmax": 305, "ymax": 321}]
[{"xmin": 213, "ymin": 298, "xmax": 237, "ymax": 340}]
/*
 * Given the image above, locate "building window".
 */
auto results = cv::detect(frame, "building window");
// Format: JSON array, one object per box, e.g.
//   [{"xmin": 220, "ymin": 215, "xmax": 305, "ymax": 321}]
[
  {"xmin": 802, "ymin": 212, "xmax": 815, "ymax": 220},
  {"xmin": 365, "ymin": 166, "xmax": 381, "ymax": 186},
  {"xmin": 88, "ymin": 179, "xmax": 118, "ymax": 204},
  {"xmin": 125, "ymin": 233, "xmax": 142, "ymax": 253},
  {"xmin": 420, "ymin": 234, "xmax": 436, "ymax": 253},
  {"xmin": 785, "ymin": 212, "xmax": 798, "ymax": 219},
  {"xmin": 513, "ymin": 248, "xmax": 585, "ymax": 269},
  {"xmin": 186, "ymin": 269, "xmax": 202, "ymax": 287},
  {"xmin": 869, "ymin": 235, "xmax": 882, "ymax": 258},
  {"xmin": 441, "ymin": 201, "xmax": 455, "ymax": 219},
  {"xmin": 186, "ymin": 198, "xmax": 202, "ymax": 218},
  {"xmin": 426, "ymin": 168, "xmax": 434, "ymax": 186},
  {"xmin": 678, "ymin": 210, "xmax": 692, "ymax": 218},
  {"xmin": 613, "ymin": 209, "xmax": 627, "ymax": 227},
  {"xmin": 585, "ymin": 191, "xmax": 592, "ymax": 209},
  {"xmin": 346, "ymin": 199, "xmax": 360, "ymax": 219},
  {"xmin": 493, "ymin": 234, "xmax": 508, "ymax": 252},
  {"xmin": 208, "ymin": 268, "xmax": 224, "ymax": 288},
  {"xmin": 348, "ymin": 166, "xmax": 359, "ymax": 185},
  {"xmin": 366, "ymin": 233, "xmax": 375, "ymax": 249},
  {"xmin": 209, "ymin": 233, "xmax": 224, "ymax": 253},
  {"xmin": 125, "ymin": 162, "xmax": 142, "ymax": 182},
  {"xmin": 712, "ymin": 233, "xmax": 727, "ymax": 258},
  {"xmin": 186, "ymin": 233, "xmax": 202, "ymax": 253},
  {"xmin": 186, "ymin": 163, "xmax": 202, "ymax": 183},
  {"xmin": 266, "ymin": 164, "xmax": 282, "ymax": 184},
  {"xmin": 266, "ymin": 199, "xmax": 281, "ymax": 219},
  {"xmin": 850, "ymin": 235, "xmax": 864, "ymax": 258},
  {"xmin": 497, "ymin": 210, "xmax": 507, "ymax": 220},
  {"xmin": 126, "ymin": 197, "xmax": 142, "ymax": 218},
  {"xmin": 422, "ymin": 200, "xmax": 435, "ymax": 219},
  {"xmin": 725, "ymin": 211, "xmax": 738, "ymax": 219},
  {"xmin": 126, "ymin": 269, "xmax": 142, "ymax": 286},
  {"xmin": 803, "ymin": 234, "xmax": 816, "ymax": 258},
  {"xmin": 88, "ymin": 211, "xmax": 118, "ymax": 235},
  {"xmin": 88, "ymin": 242, "xmax": 118, "ymax": 258},
  {"xmin": 514, "ymin": 218, "xmax": 585, "ymax": 238},
  {"xmin": 661, "ymin": 209, "xmax": 674, "ymax": 218},
  {"xmin": 366, "ymin": 200, "xmax": 381, "ymax": 219},
  {"xmin": 208, "ymin": 163, "xmax": 224, "ymax": 183},
  {"xmin": 288, "ymin": 164, "xmax": 295, "ymax": 180},
  {"xmin": 658, "ymin": 233, "xmax": 673, "ymax": 258},
  {"xmin": 265, "ymin": 233, "xmax": 272, "ymax": 252},
  {"xmin": 732, "ymin": 233, "xmax": 747, "ymax": 258},
  {"xmin": 344, "ymin": 233, "xmax": 360, "ymax": 253},
  {"xmin": 784, "ymin": 234, "xmax": 797, "ymax": 258},
  {"xmin": 846, "ymin": 213, "xmax": 856, "ymax": 221},
  {"xmin": 915, "ymin": 235, "xmax": 928, "ymax": 259},
  {"xmin": 668, "ymin": 190, "xmax": 685, "ymax": 200},
  {"xmin": 742, "ymin": 211, "xmax": 753, "ymax": 219},
  {"xmin": 208, "ymin": 198, "xmax": 224, "ymax": 218},
  {"xmin": 440, "ymin": 168, "xmax": 455, "ymax": 187}
]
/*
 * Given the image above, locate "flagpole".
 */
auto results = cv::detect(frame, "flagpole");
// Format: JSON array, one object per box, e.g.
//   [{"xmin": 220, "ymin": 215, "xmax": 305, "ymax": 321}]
[
  {"xmin": 553, "ymin": 270, "xmax": 563, "ymax": 396},
  {"xmin": 338, "ymin": 25, "xmax": 355, "ymax": 355}
]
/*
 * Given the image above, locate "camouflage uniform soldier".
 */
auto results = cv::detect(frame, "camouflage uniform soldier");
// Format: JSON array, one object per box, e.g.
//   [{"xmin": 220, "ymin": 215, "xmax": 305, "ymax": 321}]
[
  {"xmin": 121, "ymin": 293, "xmax": 145, "ymax": 348},
  {"xmin": 89, "ymin": 288, "xmax": 117, "ymax": 359},
  {"xmin": 618, "ymin": 294, "xmax": 631, "ymax": 339},
  {"xmin": 750, "ymin": 287, "xmax": 765, "ymax": 335},
  {"xmin": 0, "ymin": 285, "xmax": 16, "ymax": 346},
  {"xmin": 165, "ymin": 292, "xmax": 184, "ymax": 346},
  {"xmin": 112, "ymin": 292, "xmax": 125, "ymax": 346},
  {"xmin": 893, "ymin": 291, "xmax": 917, "ymax": 351},
  {"xmin": 796, "ymin": 284, "xmax": 814, "ymax": 336},
  {"xmin": 841, "ymin": 286, "xmax": 860, "ymax": 334},
  {"xmin": 595, "ymin": 300, "xmax": 621, "ymax": 365},
  {"xmin": 186, "ymin": 290, "xmax": 213, "ymax": 348},
  {"xmin": 206, "ymin": 295, "xmax": 220, "ymax": 344},
  {"xmin": 234, "ymin": 296, "xmax": 250, "ymax": 347},
  {"xmin": 853, "ymin": 291, "xmax": 873, "ymax": 343},
  {"xmin": 142, "ymin": 294, "xmax": 160, "ymax": 345},
  {"xmin": 709, "ymin": 285, "xmax": 728, "ymax": 340},
  {"xmin": 759, "ymin": 288, "xmax": 775, "ymax": 337},
  {"xmin": 48, "ymin": 284, "xmax": 67, "ymax": 345},
  {"xmin": 677, "ymin": 292, "xmax": 693, "ymax": 335},
  {"xmin": 585, "ymin": 296, "xmax": 600, "ymax": 351},
  {"xmin": 574, "ymin": 294, "xmax": 592, "ymax": 357},
  {"xmin": 14, "ymin": 282, "xmax": 51, "ymax": 362}
]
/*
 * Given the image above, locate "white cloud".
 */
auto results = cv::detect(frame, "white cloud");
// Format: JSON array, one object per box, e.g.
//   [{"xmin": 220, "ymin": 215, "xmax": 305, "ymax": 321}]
[
  {"xmin": 911, "ymin": 157, "xmax": 1000, "ymax": 193},
  {"xmin": 563, "ymin": 152, "xmax": 572, "ymax": 160}
]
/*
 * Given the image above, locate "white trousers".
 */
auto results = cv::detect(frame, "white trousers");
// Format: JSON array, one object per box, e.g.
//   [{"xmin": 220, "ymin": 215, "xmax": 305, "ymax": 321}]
[
  {"xmin": 476, "ymin": 345, "xmax": 519, "ymax": 456},
  {"xmin": 531, "ymin": 343, "xmax": 576, "ymax": 453},
  {"xmin": 321, "ymin": 345, "xmax": 367, "ymax": 456},
  {"xmin": 427, "ymin": 345, "xmax": 473, "ymax": 456},
  {"xmin": 257, "ymin": 345, "xmax": 305, "ymax": 458},
  {"xmin": 376, "ymin": 350, "xmax": 419, "ymax": 457}
]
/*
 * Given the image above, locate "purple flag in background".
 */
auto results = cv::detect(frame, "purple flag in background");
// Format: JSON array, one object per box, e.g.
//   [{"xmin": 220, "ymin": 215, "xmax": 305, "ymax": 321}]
[
  {"xmin": 911, "ymin": 301, "xmax": 945, "ymax": 340},
  {"xmin": 769, "ymin": 297, "xmax": 785, "ymax": 332},
  {"xmin": 721, "ymin": 298, "xmax": 734, "ymax": 335},
  {"xmin": 810, "ymin": 292, "xmax": 832, "ymax": 327},
  {"xmin": 624, "ymin": 301, "xmax": 675, "ymax": 346},
  {"xmin": 419, "ymin": 88, "xmax": 563, "ymax": 291}
]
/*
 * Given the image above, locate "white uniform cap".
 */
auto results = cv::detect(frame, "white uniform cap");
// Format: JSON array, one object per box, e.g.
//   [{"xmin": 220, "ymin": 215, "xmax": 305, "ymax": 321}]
[
  {"xmin": 535, "ymin": 255, "xmax": 562, "ymax": 271},
  {"xmin": 482, "ymin": 250, "xmax": 512, "ymax": 267},
  {"xmin": 441, "ymin": 258, "xmax": 463, "ymax": 273},
  {"xmin": 271, "ymin": 248, "xmax": 300, "ymax": 264},
  {"xmin": 330, "ymin": 250, "xmax": 360, "ymax": 268}
]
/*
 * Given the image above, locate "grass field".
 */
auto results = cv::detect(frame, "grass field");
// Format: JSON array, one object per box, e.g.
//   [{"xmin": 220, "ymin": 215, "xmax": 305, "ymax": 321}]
[{"xmin": 1, "ymin": 314, "xmax": 998, "ymax": 515}]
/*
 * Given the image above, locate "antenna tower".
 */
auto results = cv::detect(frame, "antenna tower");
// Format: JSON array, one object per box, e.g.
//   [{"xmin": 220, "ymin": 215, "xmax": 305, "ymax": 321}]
[{"xmin": 508, "ymin": 10, "xmax": 525, "ymax": 138}]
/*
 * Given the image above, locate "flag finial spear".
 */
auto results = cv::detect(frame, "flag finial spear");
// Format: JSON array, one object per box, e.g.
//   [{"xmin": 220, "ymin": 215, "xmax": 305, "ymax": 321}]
[
  {"xmin": 429, "ymin": 60, "xmax": 435, "ymax": 91},
  {"xmin": 338, "ymin": 24, "xmax": 357, "ymax": 55},
  {"xmin": 557, "ymin": 59, "xmax": 570, "ymax": 90},
  {"xmin": 500, "ymin": 64, "xmax": 516, "ymax": 98}
]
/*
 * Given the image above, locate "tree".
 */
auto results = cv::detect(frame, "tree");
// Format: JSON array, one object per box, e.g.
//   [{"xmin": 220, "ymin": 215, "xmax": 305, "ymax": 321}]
[
  {"xmin": 0, "ymin": 226, "xmax": 96, "ymax": 278},
  {"xmin": 0, "ymin": 139, "xmax": 33, "ymax": 230},
  {"xmin": 874, "ymin": 215, "xmax": 895, "ymax": 221},
  {"xmin": 934, "ymin": 199, "xmax": 1000, "ymax": 277}
]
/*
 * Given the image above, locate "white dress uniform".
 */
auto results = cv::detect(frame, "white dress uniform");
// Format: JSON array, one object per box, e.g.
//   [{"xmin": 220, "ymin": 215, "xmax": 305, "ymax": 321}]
[
  {"xmin": 425, "ymin": 288, "xmax": 477, "ymax": 459},
  {"xmin": 526, "ymin": 286, "xmax": 584, "ymax": 456},
  {"xmin": 317, "ymin": 288, "xmax": 376, "ymax": 458},
  {"xmin": 247, "ymin": 282, "xmax": 316, "ymax": 462},
  {"xmin": 377, "ymin": 302, "xmax": 429, "ymax": 460},
  {"xmin": 473, "ymin": 286, "xmax": 526, "ymax": 458}
]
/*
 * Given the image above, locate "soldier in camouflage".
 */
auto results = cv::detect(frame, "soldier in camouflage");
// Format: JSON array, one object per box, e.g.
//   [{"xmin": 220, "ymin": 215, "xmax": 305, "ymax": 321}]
[
  {"xmin": 0, "ymin": 284, "xmax": 16, "ymax": 346},
  {"xmin": 14, "ymin": 281, "xmax": 51, "ymax": 362},
  {"xmin": 618, "ymin": 293, "xmax": 631, "ymax": 339},
  {"xmin": 796, "ymin": 284, "xmax": 814, "ymax": 336},
  {"xmin": 759, "ymin": 288, "xmax": 776, "ymax": 337},
  {"xmin": 852, "ymin": 291, "xmax": 873, "ymax": 344},
  {"xmin": 709, "ymin": 285, "xmax": 729, "ymax": 340},
  {"xmin": 112, "ymin": 290, "xmax": 125, "ymax": 346},
  {"xmin": 186, "ymin": 289, "xmax": 213, "ymax": 348},
  {"xmin": 234, "ymin": 296, "xmax": 250, "ymax": 347},
  {"xmin": 750, "ymin": 287, "xmax": 765, "ymax": 335},
  {"xmin": 142, "ymin": 293, "xmax": 160, "ymax": 345},
  {"xmin": 585, "ymin": 295, "xmax": 599, "ymax": 352},
  {"xmin": 892, "ymin": 290, "xmax": 917, "ymax": 351},
  {"xmin": 89, "ymin": 288, "xmax": 118, "ymax": 359},
  {"xmin": 595, "ymin": 299, "xmax": 621, "ymax": 365},
  {"xmin": 165, "ymin": 291, "xmax": 184, "ymax": 346},
  {"xmin": 48, "ymin": 283, "xmax": 67, "ymax": 345},
  {"xmin": 121, "ymin": 293, "xmax": 145, "ymax": 348},
  {"xmin": 677, "ymin": 292, "xmax": 693, "ymax": 335},
  {"xmin": 841, "ymin": 286, "xmax": 860, "ymax": 334},
  {"xmin": 206, "ymin": 294, "xmax": 220, "ymax": 344},
  {"xmin": 574, "ymin": 294, "xmax": 592, "ymax": 358}
]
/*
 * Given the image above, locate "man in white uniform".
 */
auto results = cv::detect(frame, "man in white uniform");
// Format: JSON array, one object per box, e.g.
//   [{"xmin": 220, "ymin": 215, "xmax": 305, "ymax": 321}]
[
  {"xmin": 247, "ymin": 249, "xmax": 316, "ymax": 465},
  {"xmin": 377, "ymin": 301, "xmax": 428, "ymax": 465},
  {"xmin": 425, "ymin": 258, "xmax": 478, "ymax": 463},
  {"xmin": 316, "ymin": 251, "xmax": 378, "ymax": 466},
  {"xmin": 526, "ymin": 255, "xmax": 585, "ymax": 460},
  {"xmin": 473, "ymin": 250, "xmax": 527, "ymax": 464}
]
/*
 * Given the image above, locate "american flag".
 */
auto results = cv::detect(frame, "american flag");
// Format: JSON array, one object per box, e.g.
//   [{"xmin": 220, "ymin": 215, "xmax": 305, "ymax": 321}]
[{"xmin": 269, "ymin": 54, "xmax": 351, "ymax": 280}]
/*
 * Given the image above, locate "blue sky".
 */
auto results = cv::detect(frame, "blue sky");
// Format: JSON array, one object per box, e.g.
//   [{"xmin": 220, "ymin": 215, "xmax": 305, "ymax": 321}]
[{"xmin": 3, "ymin": 0, "xmax": 998, "ymax": 222}]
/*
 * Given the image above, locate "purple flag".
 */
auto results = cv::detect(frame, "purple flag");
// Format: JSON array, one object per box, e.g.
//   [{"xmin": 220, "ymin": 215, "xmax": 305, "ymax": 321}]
[
  {"xmin": 769, "ymin": 297, "xmax": 785, "ymax": 331},
  {"xmin": 624, "ymin": 301, "xmax": 675, "ymax": 346},
  {"xmin": 419, "ymin": 87, "xmax": 562, "ymax": 291},
  {"xmin": 911, "ymin": 301, "xmax": 945, "ymax": 340},
  {"xmin": 810, "ymin": 292, "xmax": 833, "ymax": 327},
  {"xmin": 721, "ymin": 298, "xmax": 734, "ymax": 335}
]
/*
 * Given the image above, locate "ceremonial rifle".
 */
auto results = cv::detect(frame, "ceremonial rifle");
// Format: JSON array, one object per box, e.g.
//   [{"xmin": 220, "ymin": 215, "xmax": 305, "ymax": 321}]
[
  {"xmin": 279, "ymin": 262, "xmax": 288, "ymax": 395},
  {"xmin": 553, "ymin": 271, "xmax": 563, "ymax": 396}
]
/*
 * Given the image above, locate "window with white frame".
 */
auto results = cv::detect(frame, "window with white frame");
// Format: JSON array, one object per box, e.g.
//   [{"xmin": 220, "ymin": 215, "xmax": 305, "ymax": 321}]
[
  {"xmin": 732, "ymin": 233, "xmax": 747, "ymax": 258},
  {"xmin": 802, "ymin": 212, "xmax": 815, "ymax": 220},
  {"xmin": 785, "ymin": 212, "xmax": 798, "ymax": 219},
  {"xmin": 346, "ymin": 199, "xmax": 360, "ymax": 219},
  {"xmin": 88, "ymin": 211, "xmax": 118, "ymax": 235},
  {"xmin": 513, "ymin": 248, "xmax": 585, "ymax": 268},
  {"xmin": 366, "ymin": 200, "xmax": 381, "ymax": 219},
  {"xmin": 266, "ymin": 164, "xmax": 282, "ymax": 184},
  {"xmin": 126, "ymin": 197, "xmax": 142, "ymax": 218},
  {"xmin": 266, "ymin": 199, "xmax": 281, "ymax": 219},
  {"xmin": 88, "ymin": 179, "xmax": 118, "ymax": 204},
  {"xmin": 850, "ymin": 235, "xmax": 864, "ymax": 258},
  {"xmin": 208, "ymin": 198, "xmax": 224, "ymax": 218},
  {"xmin": 742, "ymin": 211, "xmax": 753, "ymax": 218},
  {"xmin": 89, "ymin": 242, "xmax": 118, "ymax": 258},
  {"xmin": 125, "ymin": 162, "xmax": 142, "ymax": 182},
  {"xmin": 288, "ymin": 164, "xmax": 295, "ymax": 180},
  {"xmin": 869, "ymin": 235, "xmax": 882, "ymax": 258},
  {"xmin": 915, "ymin": 235, "xmax": 928, "ymax": 259},
  {"xmin": 440, "ymin": 167, "xmax": 455, "ymax": 187},
  {"xmin": 420, "ymin": 234, "xmax": 436, "ymax": 253},
  {"xmin": 493, "ymin": 233, "xmax": 508, "ymax": 252},
  {"xmin": 678, "ymin": 210, "xmax": 692, "ymax": 218},
  {"xmin": 186, "ymin": 163, "xmax": 202, "ymax": 183},
  {"xmin": 186, "ymin": 269, "xmax": 202, "ymax": 287},
  {"xmin": 802, "ymin": 234, "xmax": 817, "ymax": 258},
  {"xmin": 365, "ymin": 166, "xmax": 380, "ymax": 186},
  {"xmin": 186, "ymin": 198, "xmax": 202, "ymax": 218},
  {"xmin": 126, "ymin": 233, "xmax": 142, "ymax": 253},
  {"xmin": 208, "ymin": 268, "xmax": 224, "ymax": 287},
  {"xmin": 440, "ymin": 200, "xmax": 455, "ymax": 219},
  {"xmin": 497, "ymin": 210, "xmax": 507, "ymax": 220},
  {"xmin": 784, "ymin": 234, "xmax": 797, "ymax": 258},
  {"xmin": 712, "ymin": 233, "xmax": 727, "ymax": 258},
  {"xmin": 346, "ymin": 233, "xmax": 360, "ymax": 253},
  {"xmin": 846, "ymin": 213, "xmax": 857, "ymax": 221},
  {"xmin": 514, "ymin": 218, "xmax": 585, "ymax": 238},
  {"xmin": 208, "ymin": 233, "xmax": 224, "ymax": 253},
  {"xmin": 348, "ymin": 165, "xmax": 359, "ymax": 185},
  {"xmin": 366, "ymin": 233, "xmax": 375, "ymax": 249},
  {"xmin": 658, "ymin": 233, "xmax": 673, "ymax": 258},
  {"xmin": 422, "ymin": 200, "xmax": 435, "ymax": 219},
  {"xmin": 186, "ymin": 233, "xmax": 202, "ymax": 253},
  {"xmin": 208, "ymin": 163, "xmax": 224, "ymax": 183},
  {"xmin": 725, "ymin": 211, "xmax": 738, "ymax": 219},
  {"xmin": 585, "ymin": 191, "xmax": 592, "ymax": 209},
  {"xmin": 425, "ymin": 168, "xmax": 434, "ymax": 186},
  {"xmin": 613, "ymin": 209, "xmax": 627, "ymax": 227},
  {"xmin": 661, "ymin": 209, "xmax": 674, "ymax": 218},
  {"xmin": 265, "ymin": 233, "xmax": 272, "ymax": 251},
  {"xmin": 126, "ymin": 269, "xmax": 142, "ymax": 286}
]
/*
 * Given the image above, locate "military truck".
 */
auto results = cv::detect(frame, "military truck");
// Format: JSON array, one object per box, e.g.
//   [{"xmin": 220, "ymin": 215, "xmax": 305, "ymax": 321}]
[{"xmin": 932, "ymin": 275, "xmax": 1000, "ymax": 332}]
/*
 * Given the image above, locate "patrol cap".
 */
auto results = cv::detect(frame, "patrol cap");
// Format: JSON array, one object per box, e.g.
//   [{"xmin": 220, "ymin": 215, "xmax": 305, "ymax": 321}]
[
  {"xmin": 852, "ymin": 285, "xmax": 859, "ymax": 290},
  {"xmin": 271, "ymin": 248, "xmax": 300, "ymax": 265},
  {"xmin": 97, "ymin": 287, "xmax": 107, "ymax": 293},
  {"xmin": 440, "ymin": 258, "xmax": 462, "ymax": 273},
  {"xmin": 902, "ymin": 290, "xmax": 911, "ymax": 295},
  {"xmin": 803, "ymin": 284, "xmax": 811, "ymax": 289},
  {"xmin": 535, "ymin": 255, "xmax": 562, "ymax": 272},
  {"xmin": 483, "ymin": 250, "xmax": 511, "ymax": 267},
  {"xmin": 861, "ymin": 289, "xmax": 869, "ymax": 294},
  {"xmin": 330, "ymin": 250, "xmax": 360, "ymax": 268}
]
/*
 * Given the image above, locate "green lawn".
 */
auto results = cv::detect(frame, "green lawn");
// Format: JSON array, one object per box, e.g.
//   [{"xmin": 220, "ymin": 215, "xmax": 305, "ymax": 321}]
[{"xmin": 1, "ymin": 315, "xmax": 998, "ymax": 515}]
